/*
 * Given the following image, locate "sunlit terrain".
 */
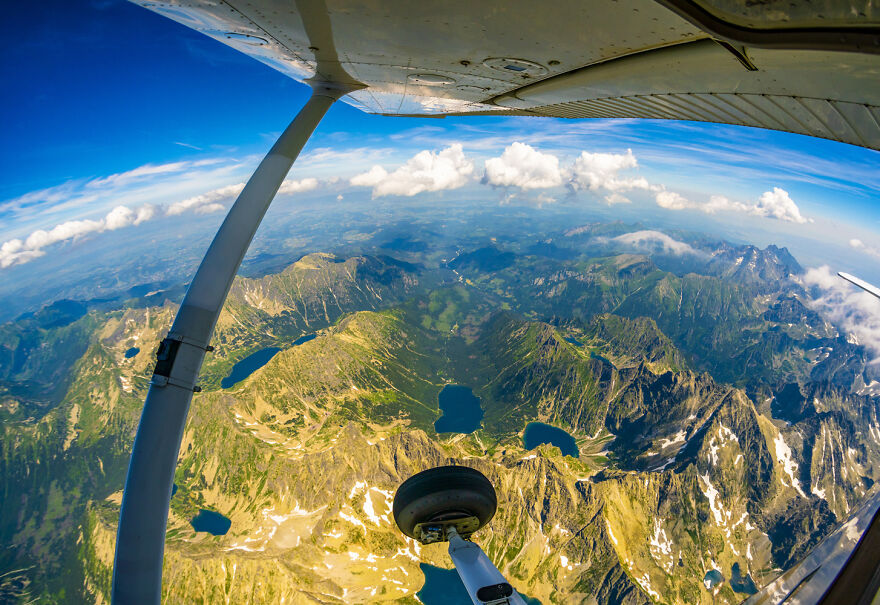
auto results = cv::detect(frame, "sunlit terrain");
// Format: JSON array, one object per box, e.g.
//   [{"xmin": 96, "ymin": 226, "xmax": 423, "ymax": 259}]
[{"xmin": 2, "ymin": 2, "xmax": 880, "ymax": 604}]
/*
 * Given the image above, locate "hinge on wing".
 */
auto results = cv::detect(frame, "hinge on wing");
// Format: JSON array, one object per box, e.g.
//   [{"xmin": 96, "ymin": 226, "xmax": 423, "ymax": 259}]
[
  {"xmin": 153, "ymin": 337, "xmax": 181, "ymax": 378},
  {"xmin": 152, "ymin": 335, "xmax": 211, "ymax": 391}
]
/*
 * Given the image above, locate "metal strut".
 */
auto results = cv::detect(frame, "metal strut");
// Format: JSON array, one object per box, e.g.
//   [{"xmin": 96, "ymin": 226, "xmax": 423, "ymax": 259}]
[
  {"xmin": 447, "ymin": 527, "xmax": 528, "ymax": 605},
  {"xmin": 111, "ymin": 82, "xmax": 353, "ymax": 604}
]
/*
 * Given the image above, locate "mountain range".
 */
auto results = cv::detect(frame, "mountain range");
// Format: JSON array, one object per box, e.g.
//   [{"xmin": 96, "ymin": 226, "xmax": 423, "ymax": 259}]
[{"xmin": 2, "ymin": 230, "xmax": 878, "ymax": 604}]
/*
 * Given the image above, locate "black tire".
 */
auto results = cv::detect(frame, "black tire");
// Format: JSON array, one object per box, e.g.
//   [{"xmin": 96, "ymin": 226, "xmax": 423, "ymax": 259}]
[{"xmin": 392, "ymin": 465, "xmax": 497, "ymax": 539}]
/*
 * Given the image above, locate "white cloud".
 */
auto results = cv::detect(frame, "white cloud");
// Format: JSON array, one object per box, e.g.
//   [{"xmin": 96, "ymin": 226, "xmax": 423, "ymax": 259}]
[
  {"xmin": 654, "ymin": 186, "xmax": 809, "ymax": 223},
  {"xmin": 655, "ymin": 190, "xmax": 692, "ymax": 210},
  {"xmin": 350, "ymin": 144, "xmax": 474, "ymax": 197},
  {"xmin": 0, "ymin": 203, "xmax": 158, "ymax": 268},
  {"xmin": 483, "ymin": 142, "xmax": 563, "ymax": 190},
  {"xmin": 753, "ymin": 187, "xmax": 808, "ymax": 224},
  {"xmin": 166, "ymin": 183, "xmax": 244, "ymax": 216},
  {"xmin": 0, "ymin": 151, "xmax": 332, "ymax": 270},
  {"xmin": 604, "ymin": 193, "xmax": 631, "ymax": 205},
  {"xmin": 803, "ymin": 266, "xmax": 880, "ymax": 361},
  {"xmin": 569, "ymin": 149, "xmax": 654, "ymax": 203},
  {"xmin": 849, "ymin": 238, "xmax": 880, "ymax": 258},
  {"xmin": 1, "ymin": 178, "xmax": 253, "ymax": 269},
  {"xmin": 350, "ymin": 166, "xmax": 387, "ymax": 188},
  {"xmin": 86, "ymin": 159, "xmax": 223, "ymax": 189},
  {"xmin": 278, "ymin": 177, "xmax": 318, "ymax": 195},
  {"xmin": 610, "ymin": 230, "xmax": 701, "ymax": 256},
  {"xmin": 704, "ymin": 195, "xmax": 750, "ymax": 214}
]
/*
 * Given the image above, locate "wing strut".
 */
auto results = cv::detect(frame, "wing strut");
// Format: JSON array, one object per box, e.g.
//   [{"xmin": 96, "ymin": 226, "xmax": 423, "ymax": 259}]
[
  {"xmin": 838, "ymin": 272, "xmax": 880, "ymax": 300},
  {"xmin": 111, "ymin": 81, "xmax": 355, "ymax": 604}
]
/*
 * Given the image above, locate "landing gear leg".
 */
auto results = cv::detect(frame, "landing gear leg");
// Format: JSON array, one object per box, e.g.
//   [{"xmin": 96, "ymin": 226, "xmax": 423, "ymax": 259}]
[{"xmin": 447, "ymin": 526, "xmax": 527, "ymax": 605}]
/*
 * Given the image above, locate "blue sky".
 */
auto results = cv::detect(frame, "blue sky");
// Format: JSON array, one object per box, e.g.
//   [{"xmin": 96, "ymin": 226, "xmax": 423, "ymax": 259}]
[{"xmin": 2, "ymin": 0, "xmax": 879, "ymax": 280}]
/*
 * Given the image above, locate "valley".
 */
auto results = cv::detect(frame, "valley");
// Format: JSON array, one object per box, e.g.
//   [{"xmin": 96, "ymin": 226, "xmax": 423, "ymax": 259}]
[{"xmin": 2, "ymin": 222, "xmax": 879, "ymax": 604}]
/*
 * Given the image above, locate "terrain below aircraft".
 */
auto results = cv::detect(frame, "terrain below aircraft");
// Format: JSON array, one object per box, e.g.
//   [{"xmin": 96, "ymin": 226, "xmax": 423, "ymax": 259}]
[{"xmin": 110, "ymin": 1, "xmax": 880, "ymax": 603}]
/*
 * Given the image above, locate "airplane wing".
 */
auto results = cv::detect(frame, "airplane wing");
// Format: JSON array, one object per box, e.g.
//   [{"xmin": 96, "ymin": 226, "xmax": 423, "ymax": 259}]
[
  {"xmin": 839, "ymin": 272, "xmax": 880, "ymax": 300},
  {"xmin": 132, "ymin": 0, "xmax": 880, "ymax": 149}
]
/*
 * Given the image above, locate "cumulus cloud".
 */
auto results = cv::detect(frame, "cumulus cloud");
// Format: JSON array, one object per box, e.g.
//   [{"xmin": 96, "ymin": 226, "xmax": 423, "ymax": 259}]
[
  {"xmin": 569, "ymin": 149, "xmax": 655, "ymax": 203},
  {"xmin": 655, "ymin": 190, "xmax": 692, "ymax": 210},
  {"xmin": 654, "ymin": 186, "xmax": 809, "ymax": 223},
  {"xmin": 609, "ymin": 230, "xmax": 701, "ymax": 256},
  {"xmin": 483, "ymin": 142, "xmax": 563, "ymax": 190},
  {"xmin": 849, "ymin": 238, "xmax": 880, "ymax": 258},
  {"xmin": 166, "ymin": 183, "xmax": 244, "ymax": 216},
  {"xmin": 803, "ymin": 265, "xmax": 880, "ymax": 361},
  {"xmin": 604, "ymin": 193, "xmax": 632, "ymax": 205},
  {"xmin": 278, "ymin": 177, "xmax": 318, "ymax": 195},
  {"xmin": 350, "ymin": 144, "xmax": 474, "ymax": 197},
  {"xmin": 0, "ymin": 203, "xmax": 158, "ymax": 268},
  {"xmin": 752, "ymin": 187, "xmax": 809, "ymax": 223}
]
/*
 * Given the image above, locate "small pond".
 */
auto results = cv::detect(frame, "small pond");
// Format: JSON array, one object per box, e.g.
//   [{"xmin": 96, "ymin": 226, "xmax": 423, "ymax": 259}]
[
  {"xmin": 523, "ymin": 422, "xmax": 579, "ymax": 458},
  {"xmin": 190, "ymin": 509, "xmax": 231, "ymax": 535},
  {"xmin": 434, "ymin": 385, "xmax": 483, "ymax": 434},
  {"xmin": 703, "ymin": 569, "xmax": 724, "ymax": 589},
  {"xmin": 563, "ymin": 336, "xmax": 583, "ymax": 347},
  {"xmin": 124, "ymin": 347, "xmax": 140, "ymax": 359},
  {"xmin": 221, "ymin": 347, "xmax": 282, "ymax": 388}
]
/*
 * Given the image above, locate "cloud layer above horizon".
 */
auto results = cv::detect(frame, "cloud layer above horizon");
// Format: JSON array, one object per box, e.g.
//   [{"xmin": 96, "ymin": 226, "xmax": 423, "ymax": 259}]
[
  {"xmin": 0, "ymin": 138, "xmax": 867, "ymax": 270},
  {"xmin": 0, "ymin": 173, "xmax": 317, "ymax": 268}
]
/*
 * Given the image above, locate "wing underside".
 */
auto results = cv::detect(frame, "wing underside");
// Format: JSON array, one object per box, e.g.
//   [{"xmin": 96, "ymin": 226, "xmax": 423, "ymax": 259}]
[{"xmin": 132, "ymin": 0, "xmax": 880, "ymax": 149}]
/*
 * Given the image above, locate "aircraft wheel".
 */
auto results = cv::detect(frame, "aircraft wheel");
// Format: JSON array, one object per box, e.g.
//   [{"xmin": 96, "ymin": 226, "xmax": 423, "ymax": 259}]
[{"xmin": 392, "ymin": 465, "xmax": 497, "ymax": 540}]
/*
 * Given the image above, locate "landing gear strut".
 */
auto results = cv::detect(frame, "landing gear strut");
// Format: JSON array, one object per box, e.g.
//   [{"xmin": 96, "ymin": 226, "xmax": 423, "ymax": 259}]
[{"xmin": 393, "ymin": 466, "xmax": 528, "ymax": 605}]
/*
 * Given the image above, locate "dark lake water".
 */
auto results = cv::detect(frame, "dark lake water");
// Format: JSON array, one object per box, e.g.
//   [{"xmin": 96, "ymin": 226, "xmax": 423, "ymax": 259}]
[
  {"xmin": 703, "ymin": 569, "xmax": 724, "ymax": 589},
  {"xmin": 190, "ymin": 509, "xmax": 231, "ymax": 535},
  {"xmin": 563, "ymin": 336, "xmax": 583, "ymax": 347},
  {"xmin": 590, "ymin": 351, "xmax": 615, "ymax": 368},
  {"xmin": 434, "ymin": 385, "xmax": 483, "ymax": 433},
  {"xmin": 293, "ymin": 333, "xmax": 317, "ymax": 346},
  {"xmin": 124, "ymin": 347, "xmax": 139, "ymax": 359},
  {"xmin": 730, "ymin": 563, "xmax": 757, "ymax": 594},
  {"xmin": 221, "ymin": 347, "xmax": 282, "ymax": 388},
  {"xmin": 221, "ymin": 335, "xmax": 315, "ymax": 388},
  {"xmin": 523, "ymin": 422, "xmax": 579, "ymax": 458},
  {"xmin": 418, "ymin": 564, "xmax": 541, "ymax": 605}
]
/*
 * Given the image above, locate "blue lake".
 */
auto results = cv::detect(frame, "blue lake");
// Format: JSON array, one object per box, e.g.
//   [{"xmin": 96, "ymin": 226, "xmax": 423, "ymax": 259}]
[
  {"xmin": 730, "ymin": 563, "xmax": 757, "ymax": 594},
  {"xmin": 124, "ymin": 347, "xmax": 139, "ymax": 358},
  {"xmin": 564, "ymin": 336, "xmax": 583, "ymax": 347},
  {"xmin": 704, "ymin": 569, "xmax": 724, "ymax": 589},
  {"xmin": 590, "ymin": 352, "xmax": 615, "ymax": 368},
  {"xmin": 523, "ymin": 422, "xmax": 579, "ymax": 458},
  {"xmin": 190, "ymin": 509, "xmax": 231, "ymax": 535},
  {"xmin": 418, "ymin": 564, "xmax": 541, "ymax": 605},
  {"xmin": 293, "ymin": 333, "xmax": 317, "ymax": 346},
  {"xmin": 221, "ymin": 347, "xmax": 282, "ymax": 388},
  {"xmin": 434, "ymin": 385, "xmax": 483, "ymax": 434}
]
